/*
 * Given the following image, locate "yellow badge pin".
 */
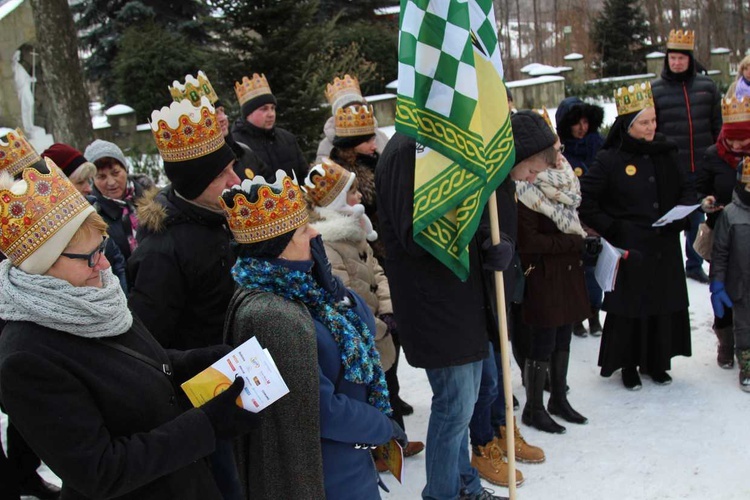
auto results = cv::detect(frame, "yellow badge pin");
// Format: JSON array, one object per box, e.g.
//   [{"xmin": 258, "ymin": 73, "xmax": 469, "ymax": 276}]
[{"xmin": 625, "ymin": 165, "xmax": 637, "ymax": 176}]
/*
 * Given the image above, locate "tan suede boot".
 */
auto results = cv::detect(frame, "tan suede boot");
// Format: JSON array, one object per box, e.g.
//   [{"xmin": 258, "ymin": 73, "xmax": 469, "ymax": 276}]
[
  {"xmin": 497, "ymin": 417, "xmax": 545, "ymax": 464},
  {"xmin": 470, "ymin": 438, "xmax": 524, "ymax": 487}
]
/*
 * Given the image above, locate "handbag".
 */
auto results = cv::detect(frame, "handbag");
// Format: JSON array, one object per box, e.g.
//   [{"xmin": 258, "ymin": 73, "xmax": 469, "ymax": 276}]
[{"xmin": 693, "ymin": 222, "xmax": 714, "ymax": 261}]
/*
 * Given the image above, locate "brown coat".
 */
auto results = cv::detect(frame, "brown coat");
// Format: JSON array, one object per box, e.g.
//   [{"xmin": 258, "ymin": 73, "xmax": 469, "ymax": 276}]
[
  {"xmin": 517, "ymin": 202, "xmax": 590, "ymax": 328},
  {"xmin": 311, "ymin": 207, "xmax": 396, "ymax": 371}
]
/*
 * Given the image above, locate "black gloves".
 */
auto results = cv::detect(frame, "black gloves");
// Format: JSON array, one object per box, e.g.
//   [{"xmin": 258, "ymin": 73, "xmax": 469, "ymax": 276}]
[
  {"xmin": 379, "ymin": 313, "xmax": 397, "ymax": 335},
  {"xmin": 582, "ymin": 236, "xmax": 603, "ymax": 266},
  {"xmin": 200, "ymin": 377, "xmax": 259, "ymax": 440},
  {"xmin": 310, "ymin": 234, "xmax": 346, "ymax": 301},
  {"xmin": 171, "ymin": 344, "xmax": 232, "ymax": 383},
  {"xmin": 481, "ymin": 234, "xmax": 515, "ymax": 272},
  {"xmin": 390, "ymin": 419, "xmax": 408, "ymax": 449}
]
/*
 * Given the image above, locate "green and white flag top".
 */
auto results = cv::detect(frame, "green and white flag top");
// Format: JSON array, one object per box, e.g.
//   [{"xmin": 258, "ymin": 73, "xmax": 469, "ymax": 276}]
[{"xmin": 396, "ymin": 0, "xmax": 515, "ymax": 280}]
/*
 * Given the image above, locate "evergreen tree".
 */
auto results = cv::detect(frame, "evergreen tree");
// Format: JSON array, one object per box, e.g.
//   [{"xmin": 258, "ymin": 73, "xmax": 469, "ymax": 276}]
[
  {"xmin": 317, "ymin": 0, "xmax": 397, "ymax": 22},
  {"xmin": 591, "ymin": 0, "xmax": 650, "ymax": 77}
]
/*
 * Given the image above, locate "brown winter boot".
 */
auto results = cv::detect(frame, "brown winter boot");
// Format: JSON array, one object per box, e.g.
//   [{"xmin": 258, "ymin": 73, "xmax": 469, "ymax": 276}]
[
  {"xmin": 497, "ymin": 417, "xmax": 545, "ymax": 464},
  {"xmin": 715, "ymin": 327, "xmax": 735, "ymax": 369},
  {"xmin": 471, "ymin": 438, "xmax": 524, "ymax": 487},
  {"xmin": 738, "ymin": 349, "xmax": 750, "ymax": 393}
]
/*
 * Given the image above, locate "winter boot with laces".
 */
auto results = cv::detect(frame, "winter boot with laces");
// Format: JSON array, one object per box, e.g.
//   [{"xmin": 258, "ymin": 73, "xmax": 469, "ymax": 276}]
[
  {"xmin": 470, "ymin": 438, "xmax": 524, "ymax": 487},
  {"xmin": 715, "ymin": 326, "xmax": 735, "ymax": 369},
  {"xmin": 496, "ymin": 417, "xmax": 545, "ymax": 463},
  {"xmin": 738, "ymin": 349, "xmax": 750, "ymax": 392}
]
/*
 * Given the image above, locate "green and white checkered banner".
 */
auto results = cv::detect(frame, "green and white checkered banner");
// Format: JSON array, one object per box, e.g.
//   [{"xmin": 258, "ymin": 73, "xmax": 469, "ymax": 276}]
[{"xmin": 397, "ymin": 0, "xmax": 515, "ymax": 280}]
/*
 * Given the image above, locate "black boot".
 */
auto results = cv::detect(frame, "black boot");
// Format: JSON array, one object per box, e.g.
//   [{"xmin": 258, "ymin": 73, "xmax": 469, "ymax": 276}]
[
  {"xmin": 715, "ymin": 326, "xmax": 735, "ymax": 369},
  {"xmin": 547, "ymin": 350, "xmax": 588, "ymax": 424},
  {"xmin": 588, "ymin": 308, "xmax": 602, "ymax": 337},
  {"xmin": 572, "ymin": 322, "xmax": 588, "ymax": 338},
  {"xmin": 522, "ymin": 359, "xmax": 566, "ymax": 434}
]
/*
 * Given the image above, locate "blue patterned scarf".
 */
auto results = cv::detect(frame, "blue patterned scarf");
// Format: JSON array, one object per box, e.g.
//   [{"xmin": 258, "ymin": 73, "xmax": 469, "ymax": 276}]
[{"xmin": 232, "ymin": 256, "xmax": 392, "ymax": 416}]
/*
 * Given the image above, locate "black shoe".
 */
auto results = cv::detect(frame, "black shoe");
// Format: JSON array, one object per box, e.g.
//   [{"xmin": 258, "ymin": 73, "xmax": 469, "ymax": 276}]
[
  {"xmin": 573, "ymin": 322, "xmax": 588, "ymax": 337},
  {"xmin": 460, "ymin": 487, "xmax": 508, "ymax": 499},
  {"xmin": 588, "ymin": 308, "xmax": 603, "ymax": 337},
  {"xmin": 648, "ymin": 370, "xmax": 672, "ymax": 385},
  {"xmin": 396, "ymin": 398, "xmax": 414, "ymax": 416},
  {"xmin": 19, "ymin": 474, "xmax": 61, "ymax": 500},
  {"xmin": 686, "ymin": 267, "xmax": 709, "ymax": 284},
  {"xmin": 622, "ymin": 367, "xmax": 642, "ymax": 390}
]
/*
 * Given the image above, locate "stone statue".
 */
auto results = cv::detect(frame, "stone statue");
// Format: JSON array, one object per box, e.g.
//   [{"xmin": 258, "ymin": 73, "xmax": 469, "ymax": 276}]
[{"xmin": 12, "ymin": 50, "xmax": 36, "ymax": 134}]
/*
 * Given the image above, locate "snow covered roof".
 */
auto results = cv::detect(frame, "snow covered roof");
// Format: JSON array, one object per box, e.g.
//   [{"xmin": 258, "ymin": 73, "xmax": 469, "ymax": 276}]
[
  {"xmin": 374, "ymin": 5, "xmax": 399, "ymax": 15},
  {"xmin": 365, "ymin": 93, "xmax": 397, "ymax": 103},
  {"xmin": 707, "ymin": 69, "xmax": 721, "ymax": 76},
  {"xmin": 385, "ymin": 79, "xmax": 398, "ymax": 91},
  {"xmin": 564, "ymin": 53, "xmax": 584, "ymax": 61},
  {"xmin": 646, "ymin": 52, "xmax": 666, "ymax": 59},
  {"xmin": 136, "ymin": 123, "xmax": 151, "ymax": 132},
  {"xmin": 0, "ymin": 0, "xmax": 24, "ymax": 22},
  {"xmin": 585, "ymin": 73, "xmax": 655, "ymax": 85},
  {"xmin": 506, "ymin": 75, "xmax": 565, "ymax": 88},
  {"xmin": 711, "ymin": 48, "xmax": 730, "ymax": 55},
  {"xmin": 105, "ymin": 104, "xmax": 135, "ymax": 116},
  {"xmin": 521, "ymin": 63, "xmax": 571, "ymax": 76},
  {"xmin": 92, "ymin": 115, "xmax": 110, "ymax": 130}
]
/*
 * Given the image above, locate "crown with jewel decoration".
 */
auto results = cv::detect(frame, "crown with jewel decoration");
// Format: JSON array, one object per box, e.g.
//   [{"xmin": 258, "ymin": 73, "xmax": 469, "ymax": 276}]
[
  {"xmin": 667, "ymin": 29, "xmax": 695, "ymax": 51},
  {"xmin": 614, "ymin": 82, "xmax": 654, "ymax": 116},
  {"xmin": 304, "ymin": 158, "xmax": 355, "ymax": 208},
  {"xmin": 721, "ymin": 96, "xmax": 750, "ymax": 123},
  {"xmin": 335, "ymin": 104, "xmax": 376, "ymax": 138},
  {"xmin": 0, "ymin": 129, "xmax": 42, "ymax": 178},
  {"xmin": 0, "ymin": 158, "xmax": 94, "ymax": 273},
  {"xmin": 149, "ymin": 96, "xmax": 224, "ymax": 163},
  {"xmin": 536, "ymin": 107, "xmax": 554, "ymax": 131},
  {"xmin": 219, "ymin": 170, "xmax": 309, "ymax": 244},
  {"xmin": 169, "ymin": 70, "xmax": 219, "ymax": 107},
  {"xmin": 741, "ymin": 157, "xmax": 750, "ymax": 185},
  {"xmin": 325, "ymin": 74, "xmax": 364, "ymax": 114},
  {"xmin": 234, "ymin": 73, "xmax": 273, "ymax": 107}
]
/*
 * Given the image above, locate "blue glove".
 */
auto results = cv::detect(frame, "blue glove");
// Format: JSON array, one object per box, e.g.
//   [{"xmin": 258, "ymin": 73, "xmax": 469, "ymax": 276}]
[
  {"xmin": 710, "ymin": 281, "xmax": 733, "ymax": 318},
  {"xmin": 310, "ymin": 234, "xmax": 346, "ymax": 301}
]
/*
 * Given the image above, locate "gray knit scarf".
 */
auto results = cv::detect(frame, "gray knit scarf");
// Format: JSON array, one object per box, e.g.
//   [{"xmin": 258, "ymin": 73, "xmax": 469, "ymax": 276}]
[{"xmin": 0, "ymin": 260, "xmax": 132, "ymax": 337}]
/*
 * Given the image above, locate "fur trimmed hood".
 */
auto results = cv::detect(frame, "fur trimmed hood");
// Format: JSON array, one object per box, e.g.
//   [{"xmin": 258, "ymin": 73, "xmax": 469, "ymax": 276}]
[
  {"xmin": 136, "ymin": 188, "xmax": 168, "ymax": 234},
  {"xmin": 310, "ymin": 207, "xmax": 366, "ymax": 243}
]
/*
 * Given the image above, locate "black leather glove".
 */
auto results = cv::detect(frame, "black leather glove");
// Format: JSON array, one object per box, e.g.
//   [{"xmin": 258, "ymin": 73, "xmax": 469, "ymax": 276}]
[
  {"xmin": 310, "ymin": 234, "xmax": 346, "ymax": 301},
  {"xmin": 200, "ymin": 377, "xmax": 259, "ymax": 440},
  {"xmin": 171, "ymin": 344, "xmax": 232, "ymax": 383},
  {"xmin": 481, "ymin": 234, "xmax": 514, "ymax": 272},
  {"xmin": 582, "ymin": 236, "xmax": 602, "ymax": 266},
  {"xmin": 390, "ymin": 418, "xmax": 408, "ymax": 449},
  {"xmin": 379, "ymin": 313, "xmax": 397, "ymax": 335}
]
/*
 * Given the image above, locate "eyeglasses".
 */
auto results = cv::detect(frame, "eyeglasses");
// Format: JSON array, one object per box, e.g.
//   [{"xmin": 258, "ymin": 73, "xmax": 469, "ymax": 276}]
[
  {"xmin": 555, "ymin": 145, "xmax": 565, "ymax": 154},
  {"xmin": 60, "ymin": 237, "xmax": 107, "ymax": 268}
]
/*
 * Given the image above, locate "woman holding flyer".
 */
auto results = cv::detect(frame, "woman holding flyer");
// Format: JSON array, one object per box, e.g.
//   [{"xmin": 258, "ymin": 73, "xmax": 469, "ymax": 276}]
[
  {"xmin": 220, "ymin": 170, "xmax": 406, "ymax": 500},
  {"xmin": 580, "ymin": 82, "xmax": 695, "ymax": 390},
  {"xmin": 0, "ymin": 160, "xmax": 258, "ymax": 499}
]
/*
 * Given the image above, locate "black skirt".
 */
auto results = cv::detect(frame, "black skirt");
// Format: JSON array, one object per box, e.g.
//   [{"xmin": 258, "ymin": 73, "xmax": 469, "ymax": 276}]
[{"xmin": 598, "ymin": 309, "xmax": 692, "ymax": 376}]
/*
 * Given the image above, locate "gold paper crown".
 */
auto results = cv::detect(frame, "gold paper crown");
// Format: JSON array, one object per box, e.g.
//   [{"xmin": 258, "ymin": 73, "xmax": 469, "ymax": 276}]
[
  {"xmin": 721, "ymin": 96, "xmax": 750, "ymax": 123},
  {"xmin": 742, "ymin": 157, "xmax": 750, "ymax": 185},
  {"xmin": 219, "ymin": 170, "xmax": 309, "ymax": 244},
  {"xmin": 325, "ymin": 74, "xmax": 364, "ymax": 113},
  {"xmin": 0, "ymin": 159, "xmax": 92, "ymax": 266},
  {"xmin": 335, "ymin": 105, "xmax": 376, "ymax": 138},
  {"xmin": 536, "ymin": 107, "xmax": 554, "ymax": 131},
  {"xmin": 234, "ymin": 73, "xmax": 273, "ymax": 107},
  {"xmin": 149, "ymin": 96, "xmax": 224, "ymax": 163},
  {"xmin": 304, "ymin": 158, "xmax": 354, "ymax": 208},
  {"xmin": 614, "ymin": 82, "xmax": 654, "ymax": 116},
  {"xmin": 169, "ymin": 70, "xmax": 219, "ymax": 106},
  {"xmin": 667, "ymin": 29, "xmax": 695, "ymax": 51},
  {"xmin": 0, "ymin": 129, "xmax": 42, "ymax": 178}
]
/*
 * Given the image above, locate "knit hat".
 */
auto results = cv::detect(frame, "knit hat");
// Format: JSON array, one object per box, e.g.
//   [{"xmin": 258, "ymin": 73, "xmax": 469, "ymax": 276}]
[
  {"xmin": 303, "ymin": 158, "xmax": 355, "ymax": 210},
  {"xmin": 83, "ymin": 140, "xmax": 128, "ymax": 169},
  {"xmin": 0, "ymin": 158, "xmax": 95, "ymax": 274},
  {"xmin": 511, "ymin": 110, "xmax": 558, "ymax": 165},
  {"xmin": 332, "ymin": 105, "xmax": 376, "ymax": 149},
  {"xmin": 220, "ymin": 170, "xmax": 308, "ymax": 256},
  {"xmin": 150, "ymin": 96, "xmax": 235, "ymax": 200},
  {"xmin": 41, "ymin": 143, "xmax": 95, "ymax": 179},
  {"xmin": 1, "ymin": 129, "xmax": 46, "ymax": 178},
  {"xmin": 234, "ymin": 73, "xmax": 277, "ymax": 118}
]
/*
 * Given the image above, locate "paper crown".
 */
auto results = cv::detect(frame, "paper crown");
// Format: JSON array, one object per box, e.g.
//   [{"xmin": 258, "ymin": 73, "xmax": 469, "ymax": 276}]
[
  {"xmin": 219, "ymin": 170, "xmax": 309, "ymax": 244},
  {"xmin": 721, "ymin": 96, "xmax": 750, "ymax": 123},
  {"xmin": 169, "ymin": 70, "xmax": 219, "ymax": 106},
  {"xmin": 234, "ymin": 73, "xmax": 273, "ymax": 107},
  {"xmin": 0, "ymin": 129, "xmax": 42, "ymax": 178},
  {"xmin": 536, "ymin": 107, "xmax": 554, "ymax": 131},
  {"xmin": 335, "ymin": 104, "xmax": 376, "ymax": 138},
  {"xmin": 149, "ymin": 96, "xmax": 225, "ymax": 163},
  {"xmin": 667, "ymin": 29, "xmax": 695, "ymax": 51},
  {"xmin": 325, "ymin": 74, "xmax": 364, "ymax": 114},
  {"xmin": 304, "ymin": 158, "xmax": 355, "ymax": 208},
  {"xmin": 0, "ymin": 158, "xmax": 94, "ymax": 272},
  {"xmin": 614, "ymin": 82, "xmax": 654, "ymax": 116}
]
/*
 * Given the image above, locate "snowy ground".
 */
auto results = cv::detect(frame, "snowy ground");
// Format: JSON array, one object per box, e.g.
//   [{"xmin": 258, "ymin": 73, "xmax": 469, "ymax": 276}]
[{"xmin": 3, "ymin": 260, "xmax": 748, "ymax": 499}]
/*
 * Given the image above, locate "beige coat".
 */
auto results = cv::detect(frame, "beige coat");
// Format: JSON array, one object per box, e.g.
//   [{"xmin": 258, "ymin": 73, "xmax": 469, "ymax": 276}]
[{"xmin": 311, "ymin": 207, "xmax": 396, "ymax": 371}]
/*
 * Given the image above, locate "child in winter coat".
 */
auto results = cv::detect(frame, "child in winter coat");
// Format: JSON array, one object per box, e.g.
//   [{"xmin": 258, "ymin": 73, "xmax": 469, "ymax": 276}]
[
  {"xmin": 709, "ymin": 158, "xmax": 750, "ymax": 392},
  {"xmin": 303, "ymin": 158, "xmax": 425, "ymax": 461}
]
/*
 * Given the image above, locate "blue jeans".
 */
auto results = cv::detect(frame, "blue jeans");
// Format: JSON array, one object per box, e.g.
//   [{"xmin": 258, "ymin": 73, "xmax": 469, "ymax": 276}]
[
  {"xmin": 423, "ymin": 360, "xmax": 483, "ymax": 500},
  {"xmin": 469, "ymin": 344, "xmax": 507, "ymax": 448},
  {"xmin": 685, "ymin": 208, "xmax": 705, "ymax": 271}
]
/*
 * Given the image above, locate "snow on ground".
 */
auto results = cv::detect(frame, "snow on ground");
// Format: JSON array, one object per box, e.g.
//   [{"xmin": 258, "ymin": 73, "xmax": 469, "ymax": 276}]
[{"xmin": 3, "ymin": 249, "xmax": 748, "ymax": 499}]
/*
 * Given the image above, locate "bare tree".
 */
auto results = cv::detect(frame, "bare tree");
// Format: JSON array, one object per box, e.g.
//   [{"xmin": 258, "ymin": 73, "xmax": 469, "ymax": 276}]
[{"xmin": 29, "ymin": 0, "xmax": 92, "ymax": 150}]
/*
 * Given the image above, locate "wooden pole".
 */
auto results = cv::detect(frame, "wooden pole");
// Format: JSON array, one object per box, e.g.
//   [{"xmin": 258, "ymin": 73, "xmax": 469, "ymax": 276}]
[{"xmin": 487, "ymin": 191, "xmax": 517, "ymax": 500}]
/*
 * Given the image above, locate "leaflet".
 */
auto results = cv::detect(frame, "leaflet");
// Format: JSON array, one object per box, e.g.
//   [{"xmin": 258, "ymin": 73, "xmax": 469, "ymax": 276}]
[
  {"xmin": 652, "ymin": 204, "xmax": 701, "ymax": 227},
  {"xmin": 181, "ymin": 337, "xmax": 289, "ymax": 413},
  {"xmin": 594, "ymin": 238, "xmax": 622, "ymax": 293}
]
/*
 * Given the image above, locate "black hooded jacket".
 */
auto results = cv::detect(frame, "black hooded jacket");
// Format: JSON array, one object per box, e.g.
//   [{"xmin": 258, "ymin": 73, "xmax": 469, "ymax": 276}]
[{"xmin": 231, "ymin": 119, "xmax": 308, "ymax": 181}]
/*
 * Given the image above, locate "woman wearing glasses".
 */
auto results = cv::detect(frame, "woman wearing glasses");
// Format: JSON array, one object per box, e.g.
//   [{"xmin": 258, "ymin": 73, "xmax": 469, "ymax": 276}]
[{"xmin": 0, "ymin": 160, "xmax": 258, "ymax": 499}]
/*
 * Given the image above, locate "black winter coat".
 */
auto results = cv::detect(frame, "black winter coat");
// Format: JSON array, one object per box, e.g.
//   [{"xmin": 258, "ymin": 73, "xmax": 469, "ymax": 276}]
[
  {"xmin": 91, "ymin": 180, "xmax": 148, "ymax": 262},
  {"xmin": 651, "ymin": 68, "xmax": 722, "ymax": 174},
  {"xmin": 695, "ymin": 145, "xmax": 738, "ymax": 229},
  {"xmin": 225, "ymin": 133, "xmax": 272, "ymax": 181},
  {"xmin": 231, "ymin": 119, "xmax": 308, "ymax": 181},
  {"xmin": 580, "ymin": 133, "xmax": 694, "ymax": 317},
  {"xmin": 375, "ymin": 133, "xmax": 490, "ymax": 369},
  {"xmin": 128, "ymin": 187, "xmax": 236, "ymax": 349},
  {"xmin": 0, "ymin": 317, "xmax": 222, "ymax": 500}
]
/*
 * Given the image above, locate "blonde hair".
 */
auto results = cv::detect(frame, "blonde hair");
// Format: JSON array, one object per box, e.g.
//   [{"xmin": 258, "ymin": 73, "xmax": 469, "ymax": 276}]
[
  {"xmin": 739, "ymin": 55, "xmax": 750, "ymax": 76},
  {"xmin": 66, "ymin": 211, "xmax": 108, "ymax": 248},
  {"xmin": 69, "ymin": 162, "xmax": 97, "ymax": 184}
]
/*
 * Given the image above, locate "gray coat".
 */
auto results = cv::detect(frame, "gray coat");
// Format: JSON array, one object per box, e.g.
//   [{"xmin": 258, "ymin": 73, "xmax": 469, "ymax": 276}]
[{"xmin": 710, "ymin": 191, "xmax": 750, "ymax": 301}]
